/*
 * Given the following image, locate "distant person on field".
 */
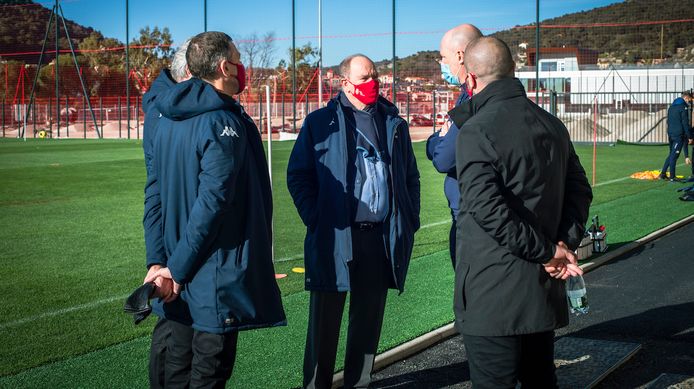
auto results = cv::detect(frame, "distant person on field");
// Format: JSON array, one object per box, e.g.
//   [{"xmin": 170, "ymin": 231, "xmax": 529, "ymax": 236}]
[
  {"xmin": 451, "ymin": 37, "xmax": 593, "ymax": 388},
  {"xmin": 141, "ymin": 38, "xmax": 194, "ymax": 389},
  {"xmin": 659, "ymin": 91, "xmax": 692, "ymax": 182},
  {"xmin": 426, "ymin": 23, "xmax": 482, "ymax": 269},
  {"xmin": 287, "ymin": 53, "xmax": 420, "ymax": 389},
  {"xmin": 143, "ymin": 31, "xmax": 286, "ymax": 388}
]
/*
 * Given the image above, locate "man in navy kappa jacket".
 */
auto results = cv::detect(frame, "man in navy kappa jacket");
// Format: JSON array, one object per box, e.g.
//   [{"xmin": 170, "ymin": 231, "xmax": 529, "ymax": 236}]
[
  {"xmin": 287, "ymin": 54, "xmax": 420, "ymax": 388},
  {"xmin": 425, "ymin": 24, "xmax": 482, "ymax": 268},
  {"xmin": 144, "ymin": 31, "xmax": 286, "ymax": 388}
]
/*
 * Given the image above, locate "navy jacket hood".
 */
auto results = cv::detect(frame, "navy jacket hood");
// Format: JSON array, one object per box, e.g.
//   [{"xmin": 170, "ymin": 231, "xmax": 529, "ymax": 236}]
[
  {"xmin": 155, "ymin": 77, "xmax": 232, "ymax": 121},
  {"xmin": 143, "ymin": 69, "xmax": 176, "ymax": 115}
]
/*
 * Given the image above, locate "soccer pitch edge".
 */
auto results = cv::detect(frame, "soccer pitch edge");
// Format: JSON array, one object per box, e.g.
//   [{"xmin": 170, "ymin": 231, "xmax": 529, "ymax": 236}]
[{"xmin": 0, "ymin": 166, "xmax": 671, "ymax": 333}]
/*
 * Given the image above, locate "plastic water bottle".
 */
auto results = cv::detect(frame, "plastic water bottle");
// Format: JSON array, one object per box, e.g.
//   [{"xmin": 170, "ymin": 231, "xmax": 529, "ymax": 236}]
[{"xmin": 566, "ymin": 275, "xmax": 589, "ymax": 315}]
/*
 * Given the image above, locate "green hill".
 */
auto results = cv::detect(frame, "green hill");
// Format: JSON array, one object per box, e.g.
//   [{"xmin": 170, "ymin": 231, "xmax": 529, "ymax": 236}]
[
  {"xmin": 0, "ymin": 0, "xmax": 104, "ymax": 63},
  {"xmin": 493, "ymin": 0, "xmax": 694, "ymax": 64},
  {"xmin": 377, "ymin": 0, "xmax": 694, "ymax": 82}
]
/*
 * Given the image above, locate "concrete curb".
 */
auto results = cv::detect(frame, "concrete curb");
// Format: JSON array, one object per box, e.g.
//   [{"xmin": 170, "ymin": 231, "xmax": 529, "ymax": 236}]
[{"xmin": 331, "ymin": 214, "xmax": 694, "ymax": 388}]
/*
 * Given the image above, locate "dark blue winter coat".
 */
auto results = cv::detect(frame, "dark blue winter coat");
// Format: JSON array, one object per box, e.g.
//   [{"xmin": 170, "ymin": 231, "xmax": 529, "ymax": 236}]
[
  {"xmin": 149, "ymin": 77, "xmax": 286, "ymax": 333},
  {"xmin": 425, "ymin": 88, "xmax": 470, "ymax": 217},
  {"xmin": 667, "ymin": 97, "xmax": 692, "ymax": 138},
  {"xmin": 287, "ymin": 92, "xmax": 421, "ymax": 293}
]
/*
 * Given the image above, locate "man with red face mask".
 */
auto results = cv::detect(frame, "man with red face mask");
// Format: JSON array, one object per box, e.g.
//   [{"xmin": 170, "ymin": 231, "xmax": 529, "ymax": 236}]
[
  {"xmin": 287, "ymin": 54, "xmax": 420, "ymax": 389},
  {"xmin": 143, "ymin": 31, "xmax": 286, "ymax": 388}
]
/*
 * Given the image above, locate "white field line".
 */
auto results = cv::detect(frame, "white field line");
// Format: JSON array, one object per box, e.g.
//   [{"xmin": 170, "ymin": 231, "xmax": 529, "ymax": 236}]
[
  {"xmin": 0, "ymin": 294, "xmax": 129, "ymax": 330},
  {"xmin": 2, "ymin": 168, "xmax": 680, "ymax": 329}
]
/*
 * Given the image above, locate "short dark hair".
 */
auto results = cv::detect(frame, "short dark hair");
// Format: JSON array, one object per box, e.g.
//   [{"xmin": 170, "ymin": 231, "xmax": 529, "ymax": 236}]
[
  {"xmin": 464, "ymin": 36, "xmax": 515, "ymax": 82},
  {"xmin": 682, "ymin": 91, "xmax": 693, "ymax": 99},
  {"xmin": 186, "ymin": 31, "xmax": 233, "ymax": 80}
]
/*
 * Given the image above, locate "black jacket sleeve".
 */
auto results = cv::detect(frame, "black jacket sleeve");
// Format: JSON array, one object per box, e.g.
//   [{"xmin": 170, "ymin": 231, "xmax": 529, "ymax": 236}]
[
  {"xmin": 287, "ymin": 119, "xmax": 319, "ymax": 228},
  {"xmin": 556, "ymin": 142, "xmax": 593, "ymax": 250},
  {"xmin": 456, "ymin": 126, "xmax": 555, "ymax": 263},
  {"xmin": 402, "ymin": 123, "xmax": 421, "ymax": 230}
]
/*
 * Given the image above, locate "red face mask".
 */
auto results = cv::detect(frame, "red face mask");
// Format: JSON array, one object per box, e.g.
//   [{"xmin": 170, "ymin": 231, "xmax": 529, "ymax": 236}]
[
  {"xmin": 234, "ymin": 62, "xmax": 246, "ymax": 93},
  {"xmin": 348, "ymin": 79, "xmax": 379, "ymax": 106}
]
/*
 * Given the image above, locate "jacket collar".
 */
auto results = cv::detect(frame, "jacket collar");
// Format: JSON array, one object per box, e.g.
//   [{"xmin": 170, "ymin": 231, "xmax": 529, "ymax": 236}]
[
  {"xmin": 448, "ymin": 77, "xmax": 525, "ymax": 128},
  {"xmin": 329, "ymin": 91, "xmax": 400, "ymax": 118}
]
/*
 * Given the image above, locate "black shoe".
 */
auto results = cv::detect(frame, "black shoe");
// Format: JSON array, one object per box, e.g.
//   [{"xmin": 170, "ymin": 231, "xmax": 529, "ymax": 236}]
[
  {"xmin": 670, "ymin": 178, "xmax": 684, "ymax": 183},
  {"xmin": 659, "ymin": 174, "xmax": 668, "ymax": 180},
  {"xmin": 687, "ymin": 176, "xmax": 694, "ymax": 182}
]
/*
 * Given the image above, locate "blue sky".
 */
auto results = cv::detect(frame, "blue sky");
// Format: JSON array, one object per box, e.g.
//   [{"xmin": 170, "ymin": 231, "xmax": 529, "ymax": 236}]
[{"xmin": 54, "ymin": 0, "xmax": 622, "ymax": 66}]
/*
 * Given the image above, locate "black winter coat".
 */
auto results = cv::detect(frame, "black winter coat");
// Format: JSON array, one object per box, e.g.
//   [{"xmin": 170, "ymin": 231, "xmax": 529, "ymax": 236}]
[{"xmin": 451, "ymin": 78, "xmax": 592, "ymax": 336}]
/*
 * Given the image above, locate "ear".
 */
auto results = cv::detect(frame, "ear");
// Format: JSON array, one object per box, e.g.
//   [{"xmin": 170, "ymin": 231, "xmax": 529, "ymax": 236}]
[
  {"xmin": 466, "ymin": 72, "xmax": 477, "ymax": 94},
  {"xmin": 340, "ymin": 78, "xmax": 351, "ymax": 92},
  {"xmin": 219, "ymin": 59, "xmax": 233, "ymax": 78},
  {"xmin": 455, "ymin": 50, "xmax": 464, "ymax": 65}
]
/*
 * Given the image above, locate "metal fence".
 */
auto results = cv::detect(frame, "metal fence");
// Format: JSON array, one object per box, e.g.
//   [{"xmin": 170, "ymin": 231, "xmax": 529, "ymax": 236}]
[{"xmin": 2, "ymin": 0, "xmax": 694, "ymax": 142}]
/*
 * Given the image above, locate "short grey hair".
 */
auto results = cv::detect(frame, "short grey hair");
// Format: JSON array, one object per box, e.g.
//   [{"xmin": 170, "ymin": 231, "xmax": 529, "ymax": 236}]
[
  {"xmin": 170, "ymin": 39, "xmax": 191, "ymax": 82},
  {"xmin": 338, "ymin": 53, "xmax": 376, "ymax": 79}
]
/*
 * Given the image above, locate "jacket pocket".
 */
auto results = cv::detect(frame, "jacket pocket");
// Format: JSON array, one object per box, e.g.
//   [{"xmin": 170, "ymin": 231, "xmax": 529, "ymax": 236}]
[{"xmin": 454, "ymin": 262, "xmax": 471, "ymax": 312}]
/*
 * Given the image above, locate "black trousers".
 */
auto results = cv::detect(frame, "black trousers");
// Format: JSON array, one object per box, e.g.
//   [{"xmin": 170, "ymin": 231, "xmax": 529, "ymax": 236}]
[
  {"xmin": 463, "ymin": 331, "xmax": 557, "ymax": 389},
  {"xmin": 303, "ymin": 226, "xmax": 392, "ymax": 389},
  {"xmin": 149, "ymin": 318, "xmax": 239, "ymax": 389},
  {"xmin": 449, "ymin": 215, "xmax": 456, "ymax": 269}
]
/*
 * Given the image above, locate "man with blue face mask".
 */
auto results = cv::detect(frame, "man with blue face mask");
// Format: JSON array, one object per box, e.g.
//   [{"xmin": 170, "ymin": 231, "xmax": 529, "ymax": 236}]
[{"xmin": 426, "ymin": 23, "xmax": 483, "ymax": 268}]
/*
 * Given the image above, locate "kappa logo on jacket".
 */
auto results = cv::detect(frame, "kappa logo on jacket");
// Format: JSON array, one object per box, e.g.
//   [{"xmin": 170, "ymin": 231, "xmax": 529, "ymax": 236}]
[{"xmin": 220, "ymin": 125, "xmax": 239, "ymax": 138}]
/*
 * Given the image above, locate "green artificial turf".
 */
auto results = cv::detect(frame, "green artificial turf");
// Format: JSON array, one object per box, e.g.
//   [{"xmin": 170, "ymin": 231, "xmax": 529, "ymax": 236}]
[{"xmin": 0, "ymin": 139, "xmax": 692, "ymax": 388}]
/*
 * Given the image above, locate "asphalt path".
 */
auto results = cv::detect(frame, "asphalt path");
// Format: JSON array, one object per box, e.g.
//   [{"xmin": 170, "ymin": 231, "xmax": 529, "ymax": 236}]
[{"xmin": 369, "ymin": 221, "xmax": 694, "ymax": 388}]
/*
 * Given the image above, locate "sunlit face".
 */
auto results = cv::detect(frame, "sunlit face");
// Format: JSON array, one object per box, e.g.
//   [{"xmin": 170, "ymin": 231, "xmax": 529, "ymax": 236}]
[
  {"xmin": 439, "ymin": 40, "xmax": 465, "ymax": 80},
  {"xmin": 221, "ymin": 43, "xmax": 242, "ymax": 95},
  {"xmin": 341, "ymin": 56, "xmax": 378, "ymax": 96}
]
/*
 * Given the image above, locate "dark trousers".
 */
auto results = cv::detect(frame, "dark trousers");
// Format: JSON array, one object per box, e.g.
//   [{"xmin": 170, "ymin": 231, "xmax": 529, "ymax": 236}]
[
  {"xmin": 661, "ymin": 136, "xmax": 686, "ymax": 178},
  {"xmin": 303, "ymin": 227, "xmax": 391, "ymax": 389},
  {"xmin": 149, "ymin": 318, "xmax": 239, "ymax": 389},
  {"xmin": 449, "ymin": 215, "xmax": 456, "ymax": 269},
  {"xmin": 463, "ymin": 331, "xmax": 557, "ymax": 389}
]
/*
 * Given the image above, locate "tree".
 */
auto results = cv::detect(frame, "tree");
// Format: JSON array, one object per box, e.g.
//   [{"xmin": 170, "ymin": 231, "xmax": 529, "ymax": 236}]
[
  {"xmin": 128, "ymin": 26, "xmax": 173, "ymax": 94},
  {"xmin": 237, "ymin": 32, "xmax": 277, "ymax": 94},
  {"xmin": 287, "ymin": 43, "xmax": 319, "ymax": 94},
  {"xmin": 78, "ymin": 32, "xmax": 123, "ymax": 74}
]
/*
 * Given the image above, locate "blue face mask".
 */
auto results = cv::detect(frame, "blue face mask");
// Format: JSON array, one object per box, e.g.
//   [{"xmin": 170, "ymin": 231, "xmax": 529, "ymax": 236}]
[{"xmin": 440, "ymin": 62, "xmax": 462, "ymax": 86}]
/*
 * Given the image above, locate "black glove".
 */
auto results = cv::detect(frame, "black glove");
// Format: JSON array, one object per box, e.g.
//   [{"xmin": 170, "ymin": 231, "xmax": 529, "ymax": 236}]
[{"xmin": 124, "ymin": 283, "xmax": 156, "ymax": 325}]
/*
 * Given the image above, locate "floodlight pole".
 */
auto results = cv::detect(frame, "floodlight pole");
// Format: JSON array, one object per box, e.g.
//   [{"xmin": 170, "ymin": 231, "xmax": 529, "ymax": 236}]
[
  {"xmin": 265, "ymin": 85, "xmax": 274, "ymax": 261},
  {"xmin": 317, "ymin": 0, "xmax": 322, "ymax": 107},
  {"xmin": 126, "ymin": 0, "xmax": 130, "ymax": 139},
  {"xmin": 392, "ymin": 0, "xmax": 396, "ymax": 103},
  {"xmin": 22, "ymin": 0, "xmax": 100, "ymax": 139},
  {"xmin": 535, "ymin": 0, "xmax": 540, "ymax": 105},
  {"xmin": 204, "ymin": 0, "xmax": 208, "ymax": 32},
  {"xmin": 55, "ymin": 0, "xmax": 60, "ymax": 137},
  {"xmin": 292, "ymin": 0, "xmax": 297, "ymax": 133}
]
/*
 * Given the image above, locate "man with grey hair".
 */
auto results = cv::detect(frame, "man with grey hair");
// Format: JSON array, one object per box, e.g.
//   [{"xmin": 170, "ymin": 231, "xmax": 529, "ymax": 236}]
[
  {"xmin": 141, "ymin": 38, "xmax": 193, "ymax": 388},
  {"xmin": 143, "ymin": 31, "xmax": 286, "ymax": 388},
  {"xmin": 288, "ymin": 53, "xmax": 420, "ymax": 388},
  {"xmin": 450, "ymin": 36, "xmax": 593, "ymax": 388},
  {"xmin": 426, "ymin": 23, "xmax": 482, "ymax": 268}
]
